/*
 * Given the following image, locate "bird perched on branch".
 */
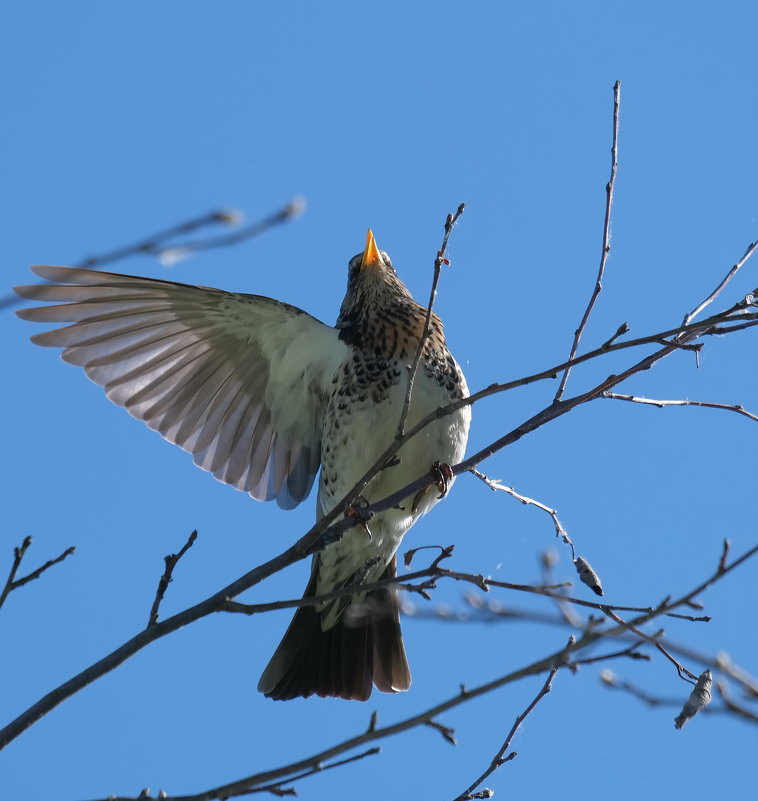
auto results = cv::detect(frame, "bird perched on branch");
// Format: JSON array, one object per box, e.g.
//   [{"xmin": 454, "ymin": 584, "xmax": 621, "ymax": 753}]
[{"xmin": 15, "ymin": 229, "xmax": 470, "ymax": 700}]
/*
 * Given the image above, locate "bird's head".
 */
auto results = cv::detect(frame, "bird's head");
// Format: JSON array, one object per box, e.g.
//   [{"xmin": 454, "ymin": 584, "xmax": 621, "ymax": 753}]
[{"xmin": 336, "ymin": 230, "xmax": 418, "ymax": 344}]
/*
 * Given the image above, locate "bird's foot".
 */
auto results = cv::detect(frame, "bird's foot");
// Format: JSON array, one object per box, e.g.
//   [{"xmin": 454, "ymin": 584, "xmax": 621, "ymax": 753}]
[
  {"xmin": 309, "ymin": 499, "xmax": 374, "ymax": 556},
  {"xmin": 431, "ymin": 461, "xmax": 454, "ymax": 499},
  {"xmin": 344, "ymin": 496, "xmax": 373, "ymax": 539}
]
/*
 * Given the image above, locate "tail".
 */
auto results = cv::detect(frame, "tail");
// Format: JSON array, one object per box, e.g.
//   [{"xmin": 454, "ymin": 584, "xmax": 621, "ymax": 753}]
[{"xmin": 258, "ymin": 557, "xmax": 411, "ymax": 701}]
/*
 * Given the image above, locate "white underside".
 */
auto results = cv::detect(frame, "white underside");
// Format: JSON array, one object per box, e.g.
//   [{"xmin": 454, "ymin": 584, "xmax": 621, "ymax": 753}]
[{"xmin": 315, "ymin": 365, "xmax": 470, "ymax": 627}]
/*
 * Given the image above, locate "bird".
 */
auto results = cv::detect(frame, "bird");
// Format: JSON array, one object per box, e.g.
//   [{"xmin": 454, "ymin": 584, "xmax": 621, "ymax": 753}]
[{"xmin": 14, "ymin": 230, "xmax": 471, "ymax": 701}]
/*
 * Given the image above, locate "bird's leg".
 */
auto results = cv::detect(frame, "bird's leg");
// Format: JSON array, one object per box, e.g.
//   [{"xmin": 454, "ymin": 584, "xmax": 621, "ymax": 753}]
[
  {"xmin": 410, "ymin": 461, "xmax": 454, "ymax": 514},
  {"xmin": 431, "ymin": 460, "xmax": 454, "ymax": 499},
  {"xmin": 344, "ymin": 496, "xmax": 373, "ymax": 539},
  {"xmin": 308, "ymin": 498, "xmax": 374, "ymax": 555}
]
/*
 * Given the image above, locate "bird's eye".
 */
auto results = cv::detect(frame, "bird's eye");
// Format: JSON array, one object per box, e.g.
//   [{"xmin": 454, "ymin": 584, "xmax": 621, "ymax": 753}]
[{"xmin": 346, "ymin": 255, "xmax": 362, "ymax": 284}]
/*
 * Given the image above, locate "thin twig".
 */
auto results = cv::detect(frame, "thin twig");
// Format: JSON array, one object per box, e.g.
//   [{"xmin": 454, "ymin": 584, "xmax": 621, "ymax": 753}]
[
  {"xmin": 603, "ymin": 608, "xmax": 699, "ymax": 682},
  {"xmin": 555, "ymin": 80, "xmax": 621, "ymax": 401},
  {"xmin": 75, "ymin": 210, "xmax": 244, "ymax": 269},
  {"xmin": 221, "ymin": 564, "xmax": 570, "ymax": 618},
  {"xmin": 408, "ymin": 598, "xmax": 573, "ymax": 628},
  {"xmin": 601, "ymin": 674, "xmax": 689, "ymax": 709},
  {"xmin": 653, "ymin": 637, "xmax": 758, "ymax": 699},
  {"xmin": 412, "ymin": 588, "xmax": 709, "ymax": 630},
  {"xmin": 240, "ymin": 747, "xmax": 381, "ymax": 800},
  {"xmin": 84, "ymin": 747, "xmax": 381, "ymax": 801},
  {"xmin": 1, "ymin": 199, "xmax": 303, "ymax": 311},
  {"xmin": 715, "ymin": 681, "xmax": 758, "ymax": 725},
  {"xmin": 469, "ymin": 469, "xmax": 577, "ymax": 559},
  {"xmin": 573, "ymin": 644, "xmax": 650, "ymax": 666},
  {"xmin": 0, "ymin": 537, "xmax": 31, "ymax": 611},
  {"xmin": 539, "ymin": 550, "xmax": 585, "ymax": 627},
  {"xmin": 600, "ymin": 322, "xmax": 630, "ymax": 349},
  {"xmin": 4, "ymin": 536, "xmax": 755, "ymax": 801},
  {"xmin": 0, "ymin": 537, "xmax": 76, "ymax": 611},
  {"xmin": 682, "ymin": 239, "xmax": 758, "ymax": 325},
  {"xmin": 147, "ymin": 530, "xmax": 198, "ymax": 628},
  {"xmin": 426, "ymin": 719, "xmax": 458, "ymax": 745},
  {"xmin": 416, "ymin": 600, "xmax": 755, "ymax": 702},
  {"xmin": 155, "ymin": 198, "xmax": 304, "ymax": 263},
  {"xmin": 396, "ymin": 203, "xmax": 465, "ymax": 440},
  {"xmin": 597, "ymin": 541, "xmax": 755, "ymax": 685},
  {"xmin": 5, "ymin": 536, "xmax": 753, "ymax": 760},
  {"xmin": 601, "ymin": 674, "xmax": 758, "ymax": 724},
  {"xmin": 91, "ymin": 641, "xmax": 583, "ymax": 801},
  {"xmin": 103, "ymin": 576, "xmax": 757, "ymax": 801},
  {"xmin": 453, "ymin": 669, "xmax": 558, "ymax": 801},
  {"xmin": 603, "ymin": 392, "xmax": 758, "ymax": 423},
  {"xmin": 295, "ymin": 294, "xmax": 758, "ymax": 560}
]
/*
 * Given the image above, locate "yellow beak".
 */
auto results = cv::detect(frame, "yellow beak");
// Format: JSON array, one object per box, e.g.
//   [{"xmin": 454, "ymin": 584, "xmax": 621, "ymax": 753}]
[{"xmin": 361, "ymin": 229, "xmax": 381, "ymax": 268}]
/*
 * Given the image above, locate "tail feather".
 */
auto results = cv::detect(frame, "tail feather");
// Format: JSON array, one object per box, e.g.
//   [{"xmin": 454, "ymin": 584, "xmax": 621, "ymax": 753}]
[{"xmin": 258, "ymin": 557, "xmax": 410, "ymax": 701}]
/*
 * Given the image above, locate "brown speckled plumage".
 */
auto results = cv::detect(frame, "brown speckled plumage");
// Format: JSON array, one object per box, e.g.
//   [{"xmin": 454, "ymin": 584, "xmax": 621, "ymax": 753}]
[{"xmin": 14, "ymin": 230, "xmax": 470, "ymax": 701}]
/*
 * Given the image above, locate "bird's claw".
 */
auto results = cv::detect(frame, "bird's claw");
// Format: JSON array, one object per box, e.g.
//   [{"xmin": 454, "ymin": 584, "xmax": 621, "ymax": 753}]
[
  {"xmin": 343, "ymin": 496, "xmax": 370, "ymax": 516},
  {"xmin": 431, "ymin": 461, "xmax": 454, "ymax": 499},
  {"xmin": 344, "ymin": 497, "xmax": 373, "ymax": 538}
]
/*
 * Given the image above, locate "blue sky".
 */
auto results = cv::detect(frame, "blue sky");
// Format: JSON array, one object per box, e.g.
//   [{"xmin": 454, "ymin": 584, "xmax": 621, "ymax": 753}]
[{"xmin": 2, "ymin": 2, "xmax": 757, "ymax": 799}]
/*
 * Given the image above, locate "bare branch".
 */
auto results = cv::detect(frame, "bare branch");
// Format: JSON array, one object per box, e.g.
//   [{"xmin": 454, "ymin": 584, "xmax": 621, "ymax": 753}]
[
  {"xmin": 417, "ymin": 599, "xmax": 755, "ymax": 707},
  {"xmin": 602, "ymin": 607, "xmax": 699, "ymax": 682},
  {"xmin": 659, "ymin": 644, "xmax": 758, "ymax": 701},
  {"xmin": 241, "ymin": 295, "xmax": 758, "ymax": 578},
  {"xmin": 716, "ymin": 680, "xmax": 758, "ymax": 725},
  {"xmin": 600, "ymin": 321, "xmax": 629, "ymax": 349},
  {"xmin": 0, "ymin": 537, "xmax": 76, "ymax": 612},
  {"xmin": 601, "ymin": 670, "xmax": 757, "ymax": 726},
  {"xmin": 147, "ymin": 531, "xmax": 198, "ymax": 628},
  {"xmin": 452, "ymin": 669, "xmax": 558, "ymax": 801},
  {"xmin": 426, "ymin": 719, "xmax": 458, "ymax": 746},
  {"xmin": 683, "ymin": 239, "xmax": 758, "ymax": 325},
  {"xmin": 1, "ymin": 199, "xmax": 303, "ymax": 311},
  {"xmin": 325, "ymin": 309, "xmax": 757, "ymax": 552},
  {"xmin": 603, "ymin": 392, "xmax": 758, "ymax": 423},
  {"xmin": 90, "ymin": 638, "xmax": 582, "ymax": 801},
  {"xmin": 110, "ymin": 603, "xmax": 758, "ymax": 801},
  {"xmin": 555, "ymin": 80, "xmax": 621, "ymax": 401},
  {"xmin": 396, "ymin": 202, "xmax": 465, "ymax": 439},
  {"xmin": 0, "ymin": 536, "xmax": 32, "ymax": 611},
  {"xmin": 469, "ymin": 469, "xmax": 577, "ymax": 559},
  {"xmin": 573, "ymin": 644, "xmax": 650, "ymax": 666},
  {"xmin": 244, "ymin": 747, "xmax": 381, "ymax": 800},
  {"xmin": 84, "ymin": 747, "xmax": 381, "ymax": 801},
  {"xmin": 4, "ymin": 519, "xmax": 753, "ymax": 756},
  {"xmin": 155, "ymin": 198, "xmax": 304, "ymax": 264},
  {"xmin": 596, "ymin": 542, "xmax": 758, "ymax": 686}
]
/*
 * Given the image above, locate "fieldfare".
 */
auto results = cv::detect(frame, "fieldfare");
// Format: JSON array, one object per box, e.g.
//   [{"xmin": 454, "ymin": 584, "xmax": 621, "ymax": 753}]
[{"xmin": 15, "ymin": 230, "xmax": 471, "ymax": 701}]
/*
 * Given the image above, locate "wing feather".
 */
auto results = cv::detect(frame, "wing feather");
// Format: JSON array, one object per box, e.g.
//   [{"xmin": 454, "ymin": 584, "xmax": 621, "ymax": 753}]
[{"xmin": 15, "ymin": 265, "xmax": 348, "ymax": 508}]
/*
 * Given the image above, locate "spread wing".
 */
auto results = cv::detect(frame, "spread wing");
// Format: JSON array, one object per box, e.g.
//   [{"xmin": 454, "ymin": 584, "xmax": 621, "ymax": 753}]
[{"xmin": 15, "ymin": 265, "xmax": 349, "ymax": 509}]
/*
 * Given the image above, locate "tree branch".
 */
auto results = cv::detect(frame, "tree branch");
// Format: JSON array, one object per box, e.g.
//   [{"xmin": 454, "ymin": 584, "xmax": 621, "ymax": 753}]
[
  {"xmin": 147, "ymin": 530, "xmax": 198, "ymax": 628},
  {"xmin": 0, "ymin": 199, "xmax": 303, "ymax": 311},
  {"xmin": 602, "ymin": 392, "xmax": 758, "ymax": 423},
  {"xmin": 555, "ymin": 80, "xmax": 621, "ymax": 401},
  {"xmin": 0, "ymin": 537, "xmax": 76, "ymax": 612},
  {"xmin": 683, "ymin": 239, "xmax": 758, "ymax": 325},
  {"xmin": 452, "ymin": 669, "xmax": 558, "ymax": 801},
  {"xmin": 396, "ymin": 202, "xmax": 465, "ymax": 439},
  {"xmin": 76, "ymin": 543, "xmax": 757, "ymax": 800}
]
